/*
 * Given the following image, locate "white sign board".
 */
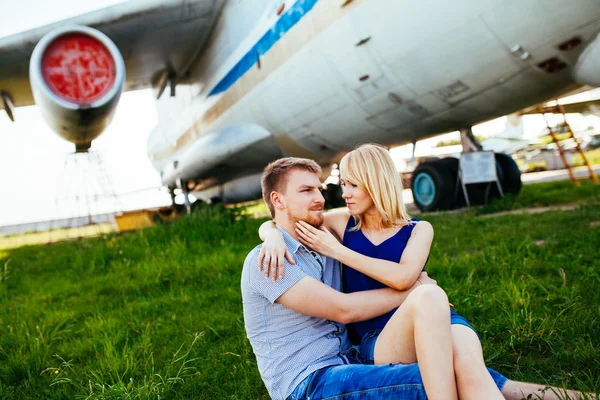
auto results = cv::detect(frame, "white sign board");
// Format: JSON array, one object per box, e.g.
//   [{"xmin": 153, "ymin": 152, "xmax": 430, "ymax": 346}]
[{"xmin": 459, "ymin": 152, "xmax": 498, "ymax": 184}]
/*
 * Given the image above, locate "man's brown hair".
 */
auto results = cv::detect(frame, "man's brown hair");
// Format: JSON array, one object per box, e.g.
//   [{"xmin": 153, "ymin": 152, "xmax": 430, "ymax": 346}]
[{"xmin": 261, "ymin": 157, "xmax": 322, "ymax": 218}]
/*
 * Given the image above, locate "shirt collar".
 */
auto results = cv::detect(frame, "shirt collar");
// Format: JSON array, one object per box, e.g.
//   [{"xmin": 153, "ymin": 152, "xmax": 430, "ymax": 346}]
[
  {"xmin": 277, "ymin": 226, "xmax": 328, "ymax": 265},
  {"xmin": 277, "ymin": 226, "xmax": 303, "ymax": 254}
]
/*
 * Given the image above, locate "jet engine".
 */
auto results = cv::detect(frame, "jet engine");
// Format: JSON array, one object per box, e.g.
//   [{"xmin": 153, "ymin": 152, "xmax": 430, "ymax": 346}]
[
  {"xmin": 29, "ymin": 26, "xmax": 125, "ymax": 152},
  {"xmin": 574, "ymin": 32, "xmax": 600, "ymax": 87}
]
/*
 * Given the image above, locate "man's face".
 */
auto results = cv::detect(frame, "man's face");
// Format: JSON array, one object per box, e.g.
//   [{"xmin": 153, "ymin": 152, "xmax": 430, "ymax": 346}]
[{"xmin": 278, "ymin": 169, "xmax": 325, "ymax": 228}]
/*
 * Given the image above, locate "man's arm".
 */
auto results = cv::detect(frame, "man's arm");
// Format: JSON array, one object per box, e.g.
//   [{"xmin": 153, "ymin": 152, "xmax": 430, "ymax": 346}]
[{"xmin": 277, "ymin": 275, "xmax": 425, "ymax": 324}]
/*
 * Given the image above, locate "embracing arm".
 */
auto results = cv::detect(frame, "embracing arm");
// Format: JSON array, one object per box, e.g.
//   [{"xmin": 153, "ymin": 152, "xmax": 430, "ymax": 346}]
[
  {"xmin": 277, "ymin": 275, "xmax": 422, "ymax": 324},
  {"xmin": 258, "ymin": 211, "xmax": 349, "ymax": 241},
  {"xmin": 258, "ymin": 220, "xmax": 278, "ymax": 241},
  {"xmin": 257, "ymin": 211, "xmax": 350, "ymax": 280},
  {"xmin": 297, "ymin": 221, "xmax": 434, "ymax": 291},
  {"xmin": 257, "ymin": 220, "xmax": 295, "ymax": 280}
]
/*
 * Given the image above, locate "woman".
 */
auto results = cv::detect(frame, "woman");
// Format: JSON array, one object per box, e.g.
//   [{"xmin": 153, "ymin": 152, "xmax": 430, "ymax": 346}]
[{"xmin": 258, "ymin": 144, "xmax": 505, "ymax": 399}]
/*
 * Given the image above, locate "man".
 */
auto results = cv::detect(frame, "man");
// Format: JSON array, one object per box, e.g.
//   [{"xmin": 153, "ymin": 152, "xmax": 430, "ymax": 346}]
[{"xmin": 241, "ymin": 157, "xmax": 591, "ymax": 400}]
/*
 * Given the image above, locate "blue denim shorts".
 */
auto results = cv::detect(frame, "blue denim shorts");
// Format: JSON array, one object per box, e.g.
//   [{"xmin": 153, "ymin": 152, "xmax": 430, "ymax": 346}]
[
  {"xmin": 288, "ymin": 361, "xmax": 427, "ymax": 400},
  {"xmin": 357, "ymin": 311, "xmax": 507, "ymax": 392},
  {"xmin": 360, "ymin": 309, "xmax": 478, "ymax": 365}
]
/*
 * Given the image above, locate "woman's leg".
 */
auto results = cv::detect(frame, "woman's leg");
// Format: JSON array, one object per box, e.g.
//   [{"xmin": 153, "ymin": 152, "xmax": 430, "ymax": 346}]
[
  {"xmin": 501, "ymin": 380, "xmax": 595, "ymax": 400},
  {"xmin": 451, "ymin": 324, "xmax": 504, "ymax": 400},
  {"xmin": 372, "ymin": 285, "xmax": 458, "ymax": 400}
]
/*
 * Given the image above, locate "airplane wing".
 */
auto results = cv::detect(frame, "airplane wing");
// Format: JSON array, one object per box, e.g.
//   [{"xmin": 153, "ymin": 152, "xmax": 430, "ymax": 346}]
[{"xmin": 0, "ymin": 0, "xmax": 224, "ymax": 109}]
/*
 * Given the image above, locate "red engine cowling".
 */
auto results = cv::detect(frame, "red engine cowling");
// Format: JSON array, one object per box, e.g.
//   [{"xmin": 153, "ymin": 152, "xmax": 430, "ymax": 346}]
[{"xmin": 29, "ymin": 26, "xmax": 125, "ymax": 152}]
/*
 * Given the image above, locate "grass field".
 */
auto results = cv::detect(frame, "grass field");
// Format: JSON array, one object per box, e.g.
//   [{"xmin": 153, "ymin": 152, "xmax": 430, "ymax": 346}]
[
  {"xmin": 476, "ymin": 179, "xmax": 600, "ymax": 215},
  {"xmin": 0, "ymin": 181, "xmax": 599, "ymax": 399},
  {"xmin": 0, "ymin": 224, "xmax": 117, "ymax": 251}
]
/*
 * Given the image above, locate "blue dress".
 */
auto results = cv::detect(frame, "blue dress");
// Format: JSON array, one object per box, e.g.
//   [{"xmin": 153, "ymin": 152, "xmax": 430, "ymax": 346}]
[{"xmin": 341, "ymin": 217, "xmax": 474, "ymax": 361}]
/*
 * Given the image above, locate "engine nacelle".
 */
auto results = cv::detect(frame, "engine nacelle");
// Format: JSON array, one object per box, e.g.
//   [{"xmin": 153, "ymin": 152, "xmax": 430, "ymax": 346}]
[
  {"xmin": 574, "ymin": 32, "xmax": 600, "ymax": 87},
  {"xmin": 29, "ymin": 26, "xmax": 125, "ymax": 152}
]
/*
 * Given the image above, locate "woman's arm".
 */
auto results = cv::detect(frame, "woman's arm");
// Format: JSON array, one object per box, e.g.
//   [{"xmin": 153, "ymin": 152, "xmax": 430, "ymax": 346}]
[
  {"xmin": 257, "ymin": 220, "xmax": 294, "ymax": 280},
  {"xmin": 258, "ymin": 211, "xmax": 350, "ymax": 241},
  {"xmin": 295, "ymin": 221, "xmax": 433, "ymax": 291},
  {"xmin": 322, "ymin": 210, "xmax": 351, "ymax": 241}
]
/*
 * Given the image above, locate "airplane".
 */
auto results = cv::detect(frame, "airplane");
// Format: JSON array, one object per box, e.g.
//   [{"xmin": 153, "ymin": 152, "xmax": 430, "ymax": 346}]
[{"xmin": 1, "ymin": 0, "xmax": 599, "ymax": 212}]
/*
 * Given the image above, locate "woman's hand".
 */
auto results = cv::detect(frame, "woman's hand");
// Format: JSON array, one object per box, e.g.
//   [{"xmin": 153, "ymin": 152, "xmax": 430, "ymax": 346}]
[
  {"xmin": 295, "ymin": 221, "xmax": 342, "ymax": 258},
  {"xmin": 258, "ymin": 230, "xmax": 295, "ymax": 281}
]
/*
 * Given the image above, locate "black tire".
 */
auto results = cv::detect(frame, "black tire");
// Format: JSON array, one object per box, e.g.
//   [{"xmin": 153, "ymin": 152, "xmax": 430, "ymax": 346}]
[
  {"xmin": 324, "ymin": 183, "xmax": 344, "ymax": 208},
  {"xmin": 191, "ymin": 199, "xmax": 206, "ymax": 212},
  {"xmin": 495, "ymin": 152, "xmax": 522, "ymax": 195},
  {"xmin": 436, "ymin": 157, "xmax": 465, "ymax": 207},
  {"xmin": 411, "ymin": 160, "xmax": 456, "ymax": 212}
]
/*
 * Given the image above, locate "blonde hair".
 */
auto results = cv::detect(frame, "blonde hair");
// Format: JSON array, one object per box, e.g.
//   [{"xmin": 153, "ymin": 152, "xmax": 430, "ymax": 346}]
[
  {"xmin": 340, "ymin": 143, "xmax": 411, "ymax": 231},
  {"xmin": 261, "ymin": 157, "xmax": 322, "ymax": 218}
]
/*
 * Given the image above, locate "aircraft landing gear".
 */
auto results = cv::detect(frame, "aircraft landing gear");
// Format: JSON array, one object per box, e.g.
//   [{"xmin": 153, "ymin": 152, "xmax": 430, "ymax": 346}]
[
  {"xmin": 176, "ymin": 178, "xmax": 191, "ymax": 214},
  {"xmin": 168, "ymin": 186, "xmax": 176, "ymax": 206},
  {"xmin": 410, "ymin": 153, "xmax": 522, "ymax": 212},
  {"xmin": 323, "ymin": 183, "xmax": 345, "ymax": 208},
  {"xmin": 411, "ymin": 160, "xmax": 457, "ymax": 212},
  {"xmin": 411, "ymin": 127, "xmax": 522, "ymax": 212}
]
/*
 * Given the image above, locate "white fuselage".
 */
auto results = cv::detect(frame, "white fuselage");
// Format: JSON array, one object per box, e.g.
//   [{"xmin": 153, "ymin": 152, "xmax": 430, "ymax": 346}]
[{"xmin": 147, "ymin": 0, "xmax": 600, "ymax": 202}]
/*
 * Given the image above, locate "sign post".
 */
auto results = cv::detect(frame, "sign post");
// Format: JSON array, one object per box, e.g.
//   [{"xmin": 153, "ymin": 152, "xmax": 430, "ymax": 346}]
[{"xmin": 458, "ymin": 152, "xmax": 503, "ymax": 206}]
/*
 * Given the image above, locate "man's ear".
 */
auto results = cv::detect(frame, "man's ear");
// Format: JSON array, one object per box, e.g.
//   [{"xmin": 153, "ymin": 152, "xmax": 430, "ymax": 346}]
[{"xmin": 271, "ymin": 191, "xmax": 285, "ymax": 211}]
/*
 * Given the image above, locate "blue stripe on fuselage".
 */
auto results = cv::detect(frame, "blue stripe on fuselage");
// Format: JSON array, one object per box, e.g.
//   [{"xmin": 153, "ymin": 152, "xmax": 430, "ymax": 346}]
[{"xmin": 207, "ymin": 0, "xmax": 319, "ymax": 97}]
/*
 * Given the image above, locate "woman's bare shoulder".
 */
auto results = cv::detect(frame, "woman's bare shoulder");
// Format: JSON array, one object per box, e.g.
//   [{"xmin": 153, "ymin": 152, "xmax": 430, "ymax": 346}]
[
  {"xmin": 411, "ymin": 220, "xmax": 434, "ymax": 237},
  {"xmin": 324, "ymin": 210, "xmax": 352, "ymax": 238}
]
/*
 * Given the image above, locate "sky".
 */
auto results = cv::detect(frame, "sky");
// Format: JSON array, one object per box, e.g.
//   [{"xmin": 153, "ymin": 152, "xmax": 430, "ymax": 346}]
[
  {"xmin": 1, "ymin": 1, "xmax": 600, "ymax": 227},
  {"xmin": 0, "ymin": 1, "xmax": 173, "ymax": 227}
]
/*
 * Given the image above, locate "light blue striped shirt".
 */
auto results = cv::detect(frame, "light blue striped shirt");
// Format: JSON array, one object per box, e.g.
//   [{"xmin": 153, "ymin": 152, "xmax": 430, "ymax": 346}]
[{"xmin": 241, "ymin": 227, "xmax": 351, "ymax": 399}]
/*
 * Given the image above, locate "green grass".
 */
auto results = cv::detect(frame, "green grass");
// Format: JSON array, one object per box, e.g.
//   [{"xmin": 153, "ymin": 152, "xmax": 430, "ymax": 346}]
[
  {"xmin": 476, "ymin": 179, "xmax": 600, "ymax": 215},
  {"xmin": 0, "ymin": 183, "xmax": 599, "ymax": 399}
]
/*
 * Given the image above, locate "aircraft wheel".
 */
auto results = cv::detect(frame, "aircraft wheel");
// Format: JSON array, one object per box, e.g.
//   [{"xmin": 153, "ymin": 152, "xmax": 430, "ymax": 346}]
[
  {"xmin": 411, "ymin": 161, "xmax": 456, "ymax": 212},
  {"xmin": 209, "ymin": 197, "xmax": 223, "ymax": 205},
  {"xmin": 191, "ymin": 199, "xmax": 206, "ymax": 212},
  {"xmin": 324, "ymin": 183, "xmax": 345, "ymax": 208},
  {"xmin": 495, "ymin": 152, "xmax": 522, "ymax": 195},
  {"xmin": 436, "ymin": 157, "xmax": 464, "ymax": 207}
]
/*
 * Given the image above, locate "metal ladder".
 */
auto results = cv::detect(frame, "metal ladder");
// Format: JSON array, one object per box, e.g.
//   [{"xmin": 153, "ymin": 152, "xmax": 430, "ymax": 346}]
[{"xmin": 537, "ymin": 103, "xmax": 599, "ymax": 186}]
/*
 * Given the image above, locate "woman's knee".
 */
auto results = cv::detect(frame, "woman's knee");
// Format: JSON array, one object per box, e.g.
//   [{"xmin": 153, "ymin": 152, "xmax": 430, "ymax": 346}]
[{"xmin": 410, "ymin": 285, "xmax": 450, "ymax": 315}]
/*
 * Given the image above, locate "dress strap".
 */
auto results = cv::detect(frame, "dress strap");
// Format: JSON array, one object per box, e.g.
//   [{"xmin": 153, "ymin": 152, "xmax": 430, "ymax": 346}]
[{"xmin": 345, "ymin": 215, "xmax": 357, "ymax": 230}]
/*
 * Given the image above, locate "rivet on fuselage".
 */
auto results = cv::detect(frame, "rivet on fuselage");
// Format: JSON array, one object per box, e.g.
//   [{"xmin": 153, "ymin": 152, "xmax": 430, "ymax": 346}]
[{"xmin": 355, "ymin": 37, "xmax": 371, "ymax": 47}]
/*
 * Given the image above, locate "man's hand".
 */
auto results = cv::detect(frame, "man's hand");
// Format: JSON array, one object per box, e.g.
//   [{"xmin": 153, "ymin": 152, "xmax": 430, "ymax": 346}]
[{"xmin": 258, "ymin": 230, "xmax": 295, "ymax": 281}]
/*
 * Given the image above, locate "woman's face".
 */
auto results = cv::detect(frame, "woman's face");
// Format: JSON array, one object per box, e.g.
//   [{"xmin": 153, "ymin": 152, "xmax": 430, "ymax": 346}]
[{"xmin": 341, "ymin": 178, "xmax": 374, "ymax": 215}]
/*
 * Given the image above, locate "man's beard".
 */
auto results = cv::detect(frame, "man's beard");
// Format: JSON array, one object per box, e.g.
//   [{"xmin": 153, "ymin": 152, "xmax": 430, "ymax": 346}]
[{"xmin": 286, "ymin": 207, "xmax": 324, "ymax": 228}]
